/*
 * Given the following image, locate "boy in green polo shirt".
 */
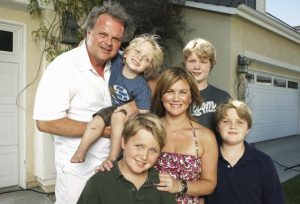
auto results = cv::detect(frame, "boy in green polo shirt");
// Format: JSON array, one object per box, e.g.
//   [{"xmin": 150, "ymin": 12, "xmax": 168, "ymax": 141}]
[{"xmin": 77, "ymin": 112, "xmax": 176, "ymax": 204}]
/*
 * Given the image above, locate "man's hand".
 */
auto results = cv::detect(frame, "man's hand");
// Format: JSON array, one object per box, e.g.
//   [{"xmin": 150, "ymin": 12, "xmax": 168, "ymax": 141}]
[{"xmin": 95, "ymin": 158, "xmax": 114, "ymax": 172}]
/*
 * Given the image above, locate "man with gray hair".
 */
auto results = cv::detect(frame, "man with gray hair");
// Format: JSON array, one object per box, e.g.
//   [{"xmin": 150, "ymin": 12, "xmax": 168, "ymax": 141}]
[{"xmin": 33, "ymin": 2, "xmax": 132, "ymax": 203}]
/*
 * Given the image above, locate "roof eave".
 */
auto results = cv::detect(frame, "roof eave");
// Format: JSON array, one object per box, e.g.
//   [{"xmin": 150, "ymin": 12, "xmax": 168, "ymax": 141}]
[{"xmin": 184, "ymin": 1, "xmax": 300, "ymax": 44}]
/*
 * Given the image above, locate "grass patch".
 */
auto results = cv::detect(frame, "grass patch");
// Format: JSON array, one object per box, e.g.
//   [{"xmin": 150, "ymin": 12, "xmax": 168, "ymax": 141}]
[{"xmin": 282, "ymin": 174, "xmax": 300, "ymax": 204}]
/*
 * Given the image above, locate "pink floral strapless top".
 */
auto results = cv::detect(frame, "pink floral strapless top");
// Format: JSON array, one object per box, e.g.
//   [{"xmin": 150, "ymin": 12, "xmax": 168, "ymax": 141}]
[
  {"xmin": 155, "ymin": 152, "xmax": 201, "ymax": 203},
  {"xmin": 154, "ymin": 123, "xmax": 202, "ymax": 204}
]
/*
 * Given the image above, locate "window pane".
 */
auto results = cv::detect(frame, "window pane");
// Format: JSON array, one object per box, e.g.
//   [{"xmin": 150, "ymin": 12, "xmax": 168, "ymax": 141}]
[
  {"xmin": 274, "ymin": 78, "xmax": 286, "ymax": 88},
  {"xmin": 0, "ymin": 30, "xmax": 13, "ymax": 52},
  {"xmin": 288, "ymin": 81, "xmax": 298, "ymax": 89},
  {"xmin": 256, "ymin": 75, "xmax": 272, "ymax": 86}
]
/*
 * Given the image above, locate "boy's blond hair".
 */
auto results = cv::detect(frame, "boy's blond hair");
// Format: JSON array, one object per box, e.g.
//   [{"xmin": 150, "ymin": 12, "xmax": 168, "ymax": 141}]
[
  {"xmin": 123, "ymin": 112, "xmax": 166, "ymax": 150},
  {"xmin": 215, "ymin": 100, "xmax": 252, "ymax": 129},
  {"xmin": 183, "ymin": 38, "xmax": 216, "ymax": 70}
]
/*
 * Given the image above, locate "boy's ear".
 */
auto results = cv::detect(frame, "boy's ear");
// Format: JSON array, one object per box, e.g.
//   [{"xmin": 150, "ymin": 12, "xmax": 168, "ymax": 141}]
[
  {"xmin": 246, "ymin": 128, "xmax": 250, "ymax": 135},
  {"xmin": 122, "ymin": 55, "xmax": 126, "ymax": 64}
]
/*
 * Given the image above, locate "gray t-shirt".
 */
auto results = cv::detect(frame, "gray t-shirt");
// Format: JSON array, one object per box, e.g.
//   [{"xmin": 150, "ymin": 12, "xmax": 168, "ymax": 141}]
[{"xmin": 191, "ymin": 84, "xmax": 231, "ymax": 132}]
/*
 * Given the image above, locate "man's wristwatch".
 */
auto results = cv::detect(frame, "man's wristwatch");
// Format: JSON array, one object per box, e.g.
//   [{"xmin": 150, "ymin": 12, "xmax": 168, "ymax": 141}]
[{"xmin": 179, "ymin": 180, "xmax": 188, "ymax": 194}]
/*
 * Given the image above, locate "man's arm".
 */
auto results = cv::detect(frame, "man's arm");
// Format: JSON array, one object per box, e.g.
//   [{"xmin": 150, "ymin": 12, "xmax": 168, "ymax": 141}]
[
  {"xmin": 36, "ymin": 117, "xmax": 87, "ymax": 137},
  {"xmin": 36, "ymin": 117, "xmax": 112, "ymax": 138}
]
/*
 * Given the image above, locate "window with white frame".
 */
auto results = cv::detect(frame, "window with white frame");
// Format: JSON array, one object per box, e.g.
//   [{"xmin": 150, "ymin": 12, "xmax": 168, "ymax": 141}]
[{"xmin": 0, "ymin": 30, "xmax": 13, "ymax": 52}]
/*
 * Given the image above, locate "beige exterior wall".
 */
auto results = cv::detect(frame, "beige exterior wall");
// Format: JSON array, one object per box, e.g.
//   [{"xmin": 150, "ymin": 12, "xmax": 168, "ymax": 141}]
[
  {"xmin": 248, "ymin": 61, "xmax": 300, "ymax": 79},
  {"xmin": 231, "ymin": 16, "xmax": 300, "ymax": 78},
  {"xmin": 0, "ymin": 5, "xmax": 50, "ymax": 186},
  {"xmin": 177, "ymin": 6, "xmax": 300, "ymax": 98},
  {"xmin": 175, "ymin": 7, "xmax": 234, "ymax": 95}
]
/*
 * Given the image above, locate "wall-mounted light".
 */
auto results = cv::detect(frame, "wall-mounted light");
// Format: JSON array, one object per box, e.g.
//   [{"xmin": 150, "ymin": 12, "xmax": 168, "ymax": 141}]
[
  {"xmin": 61, "ymin": 11, "xmax": 79, "ymax": 45},
  {"xmin": 237, "ymin": 55, "xmax": 250, "ymax": 74}
]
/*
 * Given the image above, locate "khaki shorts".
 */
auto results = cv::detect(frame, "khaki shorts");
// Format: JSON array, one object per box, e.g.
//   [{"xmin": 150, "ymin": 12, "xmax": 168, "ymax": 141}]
[{"xmin": 93, "ymin": 106, "xmax": 127, "ymax": 126}]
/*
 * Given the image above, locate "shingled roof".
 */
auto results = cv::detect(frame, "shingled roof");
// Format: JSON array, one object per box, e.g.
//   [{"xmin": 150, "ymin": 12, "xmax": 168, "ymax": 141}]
[{"xmin": 182, "ymin": 0, "xmax": 256, "ymax": 9}]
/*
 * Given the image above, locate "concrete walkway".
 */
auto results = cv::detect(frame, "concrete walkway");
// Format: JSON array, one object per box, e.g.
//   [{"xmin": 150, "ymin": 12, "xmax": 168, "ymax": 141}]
[
  {"xmin": 0, "ymin": 134, "xmax": 299, "ymax": 203},
  {"xmin": 0, "ymin": 187, "xmax": 54, "ymax": 204},
  {"xmin": 255, "ymin": 134, "xmax": 300, "ymax": 182}
]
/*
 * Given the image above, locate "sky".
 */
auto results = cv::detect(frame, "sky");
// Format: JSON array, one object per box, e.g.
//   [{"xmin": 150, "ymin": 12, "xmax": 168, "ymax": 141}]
[{"xmin": 266, "ymin": 0, "xmax": 300, "ymax": 27}]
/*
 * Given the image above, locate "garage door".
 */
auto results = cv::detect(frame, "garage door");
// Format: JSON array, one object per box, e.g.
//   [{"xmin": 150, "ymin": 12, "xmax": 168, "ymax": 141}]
[
  {"xmin": 0, "ymin": 22, "xmax": 21, "ymax": 188},
  {"xmin": 246, "ymin": 72, "xmax": 299, "ymax": 143}
]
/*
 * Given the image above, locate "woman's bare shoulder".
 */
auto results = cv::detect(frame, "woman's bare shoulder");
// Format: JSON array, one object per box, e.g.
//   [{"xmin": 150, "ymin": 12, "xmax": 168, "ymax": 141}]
[{"xmin": 191, "ymin": 121, "xmax": 215, "ymax": 139}]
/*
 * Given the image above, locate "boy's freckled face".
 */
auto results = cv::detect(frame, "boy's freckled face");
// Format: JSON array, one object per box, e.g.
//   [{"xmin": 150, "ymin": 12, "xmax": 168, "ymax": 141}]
[
  {"xmin": 185, "ymin": 52, "xmax": 211, "ymax": 84},
  {"xmin": 121, "ymin": 129, "xmax": 160, "ymax": 175},
  {"xmin": 218, "ymin": 108, "xmax": 249, "ymax": 145}
]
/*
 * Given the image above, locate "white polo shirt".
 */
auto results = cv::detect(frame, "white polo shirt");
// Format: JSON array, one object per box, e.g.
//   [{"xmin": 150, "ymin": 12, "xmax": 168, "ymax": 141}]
[{"xmin": 33, "ymin": 42, "xmax": 112, "ymax": 176}]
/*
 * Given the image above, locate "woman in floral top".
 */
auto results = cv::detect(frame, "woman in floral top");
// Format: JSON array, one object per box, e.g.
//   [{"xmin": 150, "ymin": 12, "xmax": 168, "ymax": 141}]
[{"xmin": 151, "ymin": 67, "xmax": 218, "ymax": 204}]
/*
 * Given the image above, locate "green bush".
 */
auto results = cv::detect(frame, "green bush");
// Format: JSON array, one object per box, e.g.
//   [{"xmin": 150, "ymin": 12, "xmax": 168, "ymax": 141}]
[{"xmin": 282, "ymin": 174, "xmax": 300, "ymax": 204}]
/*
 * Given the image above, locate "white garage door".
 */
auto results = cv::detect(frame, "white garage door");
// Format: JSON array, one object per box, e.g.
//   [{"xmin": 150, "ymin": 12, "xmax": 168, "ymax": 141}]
[
  {"xmin": 0, "ymin": 22, "xmax": 21, "ymax": 188},
  {"xmin": 246, "ymin": 72, "xmax": 299, "ymax": 143}
]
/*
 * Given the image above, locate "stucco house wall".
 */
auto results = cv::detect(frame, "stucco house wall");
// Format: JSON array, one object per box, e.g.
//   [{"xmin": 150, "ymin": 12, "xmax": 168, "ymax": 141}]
[
  {"xmin": 231, "ymin": 16, "xmax": 300, "ymax": 78},
  {"xmin": 183, "ymin": 7, "xmax": 233, "ymax": 94},
  {"xmin": 170, "ymin": 3, "xmax": 300, "ymax": 98}
]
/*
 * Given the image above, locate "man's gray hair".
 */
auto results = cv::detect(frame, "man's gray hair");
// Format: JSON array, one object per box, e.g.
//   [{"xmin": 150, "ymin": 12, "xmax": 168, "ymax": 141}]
[{"xmin": 84, "ymin": 1, "xmax": 133, "ymax": 41}]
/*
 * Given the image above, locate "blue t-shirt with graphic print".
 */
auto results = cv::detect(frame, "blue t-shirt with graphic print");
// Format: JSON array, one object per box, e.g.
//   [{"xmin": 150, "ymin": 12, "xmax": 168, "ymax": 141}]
[{"xmin": 108, "ymin": 54, "xmax": 151, "ymax": 110}]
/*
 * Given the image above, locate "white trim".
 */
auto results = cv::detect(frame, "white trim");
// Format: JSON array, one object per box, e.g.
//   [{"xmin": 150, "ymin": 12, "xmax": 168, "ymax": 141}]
[
  {"xmin": 244, "ymin": 51, "xmax": 300, "ymax": 73},
  {"xmin": 248, "ymin": 69, "xmax": 300, "ymax": 83},
  {"xmin": 0, "ymin": 18, "xmax": 27, "ymax": 188},
  {"xmin": 19, "ymin": 21, "xmax": 27, "ymax": 189},
  {"xmin": 184, "ymin": 2, "xmax": 300, "ymax": 44},
  {"xmin": 248, "ymin": 68, "xmax": 300, "ymax": 82},
  {"xmin": 236, "ymin": 5, "xmax": 300, "ymax": 44}
]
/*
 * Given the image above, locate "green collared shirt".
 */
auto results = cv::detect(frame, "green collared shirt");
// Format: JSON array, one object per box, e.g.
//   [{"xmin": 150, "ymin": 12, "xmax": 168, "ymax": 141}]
[{"xmin": 77, "ymin": 160, "xmax": 176, "ymax": 204}]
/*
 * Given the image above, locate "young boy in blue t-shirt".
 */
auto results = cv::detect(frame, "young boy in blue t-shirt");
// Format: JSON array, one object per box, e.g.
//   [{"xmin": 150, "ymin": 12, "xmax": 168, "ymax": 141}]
[{"xmin": 71, "ymin": 34, "xmax": 163, "ymax": 165}]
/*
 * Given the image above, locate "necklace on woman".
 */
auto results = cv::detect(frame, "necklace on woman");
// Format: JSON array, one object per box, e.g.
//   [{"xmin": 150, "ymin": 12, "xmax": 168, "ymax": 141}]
[{"xmin": 161, "ymin": 117, "xmax": 191, "ymax": 137}]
